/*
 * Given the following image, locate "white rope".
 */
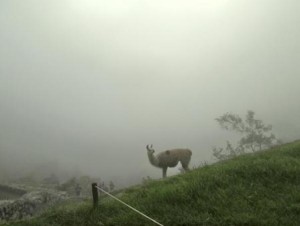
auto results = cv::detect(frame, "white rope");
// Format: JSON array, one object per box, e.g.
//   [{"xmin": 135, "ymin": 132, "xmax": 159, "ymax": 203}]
[{"xmin": 95, "ymin": 185, "xmax": 164, "ymax": 226}]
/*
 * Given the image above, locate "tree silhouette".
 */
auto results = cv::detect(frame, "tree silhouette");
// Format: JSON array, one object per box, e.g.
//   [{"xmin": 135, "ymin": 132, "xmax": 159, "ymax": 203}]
[{"xmin": 213, "ymin": 110, "xmax": 280, "ymax": 160}]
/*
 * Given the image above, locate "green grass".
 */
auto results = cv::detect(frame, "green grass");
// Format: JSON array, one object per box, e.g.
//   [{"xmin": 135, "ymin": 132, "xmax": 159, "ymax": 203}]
[{"xmin": 4, "ymin": 140, "xmax": 300, "ymax": 226}]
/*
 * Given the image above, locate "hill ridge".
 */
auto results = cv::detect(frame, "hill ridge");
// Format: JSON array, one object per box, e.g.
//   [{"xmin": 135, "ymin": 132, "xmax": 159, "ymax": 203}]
[{"xmin": 5, "ymin": 140, "xmax": 300, "ymax": 226}]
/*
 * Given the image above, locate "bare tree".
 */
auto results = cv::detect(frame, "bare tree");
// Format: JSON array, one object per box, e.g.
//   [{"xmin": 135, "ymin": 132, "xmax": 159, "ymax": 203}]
[{"xmin": 213, "ymin": 110, "xmax": 280, "ymax": 160}]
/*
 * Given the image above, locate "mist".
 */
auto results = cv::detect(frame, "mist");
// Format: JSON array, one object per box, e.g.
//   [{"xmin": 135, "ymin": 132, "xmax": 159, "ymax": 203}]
[{"xmin": 1, "ymin": 0, "xmax": 299, "ymax": 187}]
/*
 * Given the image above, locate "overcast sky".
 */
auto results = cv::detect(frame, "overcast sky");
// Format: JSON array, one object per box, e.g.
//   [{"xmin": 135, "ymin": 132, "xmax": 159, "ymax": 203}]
[{"xmin": 1, "ymin": 0, "xmax": 299, "ymax": 186}]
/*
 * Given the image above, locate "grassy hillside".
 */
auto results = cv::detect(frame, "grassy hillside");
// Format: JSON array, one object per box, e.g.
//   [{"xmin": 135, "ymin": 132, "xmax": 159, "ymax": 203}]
[{"xmin": 4, "ymin": 140, "xmax": 300, "ymax": 226}]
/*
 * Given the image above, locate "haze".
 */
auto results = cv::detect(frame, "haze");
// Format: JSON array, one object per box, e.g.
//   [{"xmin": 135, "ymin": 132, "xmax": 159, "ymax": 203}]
[{"xmin": 1, "ymin": 0, "xmax": 299, "ymax": 187}]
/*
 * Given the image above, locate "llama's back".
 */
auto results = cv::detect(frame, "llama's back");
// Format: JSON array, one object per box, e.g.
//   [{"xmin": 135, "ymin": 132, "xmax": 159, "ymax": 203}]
[
  {"xmin": 155, "ymin": 148, "xmax": 192, "ymax": 167},
  {"xmin": 170, "ymin": 149, "xmax": 192, "ymax": 158}
]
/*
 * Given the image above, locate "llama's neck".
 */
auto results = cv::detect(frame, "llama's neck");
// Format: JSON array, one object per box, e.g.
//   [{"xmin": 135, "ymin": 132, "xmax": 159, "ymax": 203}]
[{"xmin": 147, "ymin": 152, "xmax": 160, "ymax": 167}]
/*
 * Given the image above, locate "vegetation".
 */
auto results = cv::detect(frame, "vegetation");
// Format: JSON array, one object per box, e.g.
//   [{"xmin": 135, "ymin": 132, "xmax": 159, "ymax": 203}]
[
  {"xmin": 3, "ymin": 140, "xmax": 300, "ymax": 226},
  {"xmin": 213, "ymin": 110, "xmax": 280, "ymax": 160}
]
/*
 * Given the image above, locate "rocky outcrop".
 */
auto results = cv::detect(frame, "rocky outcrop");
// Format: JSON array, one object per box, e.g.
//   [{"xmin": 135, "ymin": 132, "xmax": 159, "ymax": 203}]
[{"xmin": 0, "ymin": 190, "xmax": 69, "ymax": 222}]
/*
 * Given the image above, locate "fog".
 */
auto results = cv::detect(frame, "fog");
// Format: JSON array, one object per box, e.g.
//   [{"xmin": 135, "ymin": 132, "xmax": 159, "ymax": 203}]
[{"xmin": 1, "ymin": 0, "xmax": 299, "ymax": 187}]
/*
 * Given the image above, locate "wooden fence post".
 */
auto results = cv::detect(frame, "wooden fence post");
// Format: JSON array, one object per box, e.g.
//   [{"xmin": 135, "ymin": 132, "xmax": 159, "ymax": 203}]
[{"xmin": 92, "ymin": 183, "xmax": 98, "ymax": 208}]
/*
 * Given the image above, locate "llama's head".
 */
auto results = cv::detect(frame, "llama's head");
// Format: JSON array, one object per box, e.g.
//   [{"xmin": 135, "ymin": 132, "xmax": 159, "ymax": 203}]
[{"xmin": 146, "ymin": 144, "xmax": 155, "ymax": 154}]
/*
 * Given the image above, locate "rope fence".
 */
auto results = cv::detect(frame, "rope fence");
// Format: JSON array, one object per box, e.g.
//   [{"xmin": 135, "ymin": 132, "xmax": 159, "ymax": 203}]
[{"xmin": 92, "ymin": 183, "xmax": 164, "ymax": 226}]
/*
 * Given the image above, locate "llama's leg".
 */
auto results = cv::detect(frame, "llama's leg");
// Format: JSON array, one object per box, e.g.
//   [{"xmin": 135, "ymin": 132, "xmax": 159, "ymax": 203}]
[
  {"xmin": 162, "ymin": 167, "xmax": 167, "ymax": 178},
  {"xmin": 181, "ymin": 160, "xmax": 190, "ymax": 172}
]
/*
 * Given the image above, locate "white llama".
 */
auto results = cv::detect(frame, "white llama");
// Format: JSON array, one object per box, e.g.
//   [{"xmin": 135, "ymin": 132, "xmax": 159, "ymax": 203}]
[{"xmin": 146, "ymin": 144, "xmax": 192, "ymax": 178}]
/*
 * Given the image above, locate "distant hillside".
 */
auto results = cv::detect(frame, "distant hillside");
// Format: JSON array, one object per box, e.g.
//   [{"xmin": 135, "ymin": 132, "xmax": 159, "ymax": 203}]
[{"xmin": 5, "ymin": 140, "xmax": 300, "ymax": 226}]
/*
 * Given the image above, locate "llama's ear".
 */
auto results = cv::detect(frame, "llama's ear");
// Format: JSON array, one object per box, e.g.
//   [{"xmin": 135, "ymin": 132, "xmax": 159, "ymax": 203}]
[{"xmin": 146, "ymin": 144, "xmax": 153, "ymax": 152}]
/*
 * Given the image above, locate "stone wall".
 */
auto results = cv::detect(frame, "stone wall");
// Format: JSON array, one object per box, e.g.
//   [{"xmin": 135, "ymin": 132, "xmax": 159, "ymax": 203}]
[{"xmin": 0, "ymin": 190, "xmax": 69, "ymax": 222}]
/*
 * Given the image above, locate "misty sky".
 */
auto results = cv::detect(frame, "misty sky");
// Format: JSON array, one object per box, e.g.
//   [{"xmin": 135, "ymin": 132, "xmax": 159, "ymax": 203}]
[{"xmin": 1, "ymin": 0, "xmax": 299, "ymax": 186}]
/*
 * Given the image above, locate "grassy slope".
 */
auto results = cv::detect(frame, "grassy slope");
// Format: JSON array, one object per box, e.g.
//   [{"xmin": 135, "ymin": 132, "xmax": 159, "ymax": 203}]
[{"xmin": 5, "ymin": 140, "xmax": 300, "ymax": 226}]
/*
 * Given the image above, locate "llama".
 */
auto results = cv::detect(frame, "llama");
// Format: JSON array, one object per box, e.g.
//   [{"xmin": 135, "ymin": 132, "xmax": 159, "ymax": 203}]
[{"xmin": 146, "ymin": 144, "xmax": 192, "ymax": 178}]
